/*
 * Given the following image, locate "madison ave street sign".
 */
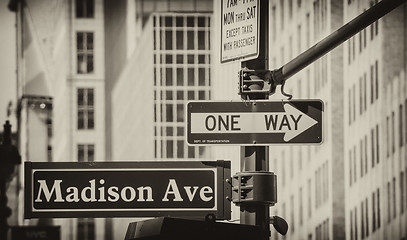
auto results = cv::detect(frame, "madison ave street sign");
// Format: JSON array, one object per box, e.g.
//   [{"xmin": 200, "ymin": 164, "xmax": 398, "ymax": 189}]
[
  {"xmin": 25, "ymin": 161, "xmax": 231, "ymax": 219},
  {"xmin": 221, "ymin": 0, "xmax": 259, "ymax": 63},
  {"xmin": 187, "ymin": 100, "xmax": 323, "ymax": 145}
]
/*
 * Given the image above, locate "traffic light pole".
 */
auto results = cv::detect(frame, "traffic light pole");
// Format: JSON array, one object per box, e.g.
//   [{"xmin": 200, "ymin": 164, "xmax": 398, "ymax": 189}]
[{"xmin": 240, "ymin": 0, "xmax": 270, "ymax": 236}]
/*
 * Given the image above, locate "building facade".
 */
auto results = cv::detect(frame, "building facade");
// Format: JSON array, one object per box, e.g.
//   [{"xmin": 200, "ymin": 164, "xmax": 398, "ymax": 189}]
[
  {"xmin": 211, "ymin": 0, "xmax": 404, "ymax": 239},
  {"xmin": 10, "ymin": 0, "xmax": 106, "ymax": 239},
  {"xmin": 344, "ymin": 1, "xmax": 407, "ymax": 240},
  {"xmin": 257, "ymin": 1, "xmax": 344, "ymax": 239},
  {"xmin": 107, "ymin": 1, "xmax": 213, "ymax": 237},
  {"xmin": 8, "ymin": 0, "xmax": 407, "ymax": 239}
]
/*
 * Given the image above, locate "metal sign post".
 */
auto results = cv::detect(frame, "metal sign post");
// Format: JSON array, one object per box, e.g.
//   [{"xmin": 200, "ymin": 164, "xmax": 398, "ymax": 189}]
[{"xmin": 238, "ymin": 0, "xmax": 270, "ymax": 236}]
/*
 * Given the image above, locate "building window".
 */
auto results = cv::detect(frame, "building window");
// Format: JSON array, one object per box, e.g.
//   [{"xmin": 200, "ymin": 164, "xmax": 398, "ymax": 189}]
[
  {"xmin": 353, "ymin": 84, "xmax": 356, "ymax": 121},
  {"xmin": 359, "ymin": 32, "xmax": 362, "ymax": 53},
  {"xmin": 363, "ymin": 73, "xmax": 367, "ymax": 111},
  {"xmin": 360, "ymin": 139, "xmax": 364, "ymax": 178},
  {"xmin": 405, "ymin": 100, "xmax": 407, "ymax": 144},
  {"xmin": 363, "ymin": 28, "xmax": 367, "ymax": 48},
  {"xmin": 76, "ymin": 0, "xmax": 94, "ymax": 18},
  {"xmin": 365, "ymin": 198, "xmax": 369, "ymax": 237},
  {"xmin": 391, "ymin": 111, "xmax": 395, "ymax": 153},
  {"xmin": 372, "ymin": 192, "xmax": 376, "ymax": 232},
  {"xmin": 387, "ymin": 181, "xmax": 391, "ymax": 223},
  {"xmin": 352, "ymin": 36, "xmax": 355, "ymax": 60},
  {"xmin": 272, "ymin": 6, "xmax": 277, "ymax": 41},
  {"xmin": 77, "ymin": 88, "xmax": 94, "ymax": 130},
  {"xmin": 290, "ymin": 195, "xmax": 295, "ymax": 232},
  {"xmin": 359, "ymin": 77, "xmax": 363, "ymax": 115},
  {"xmin": 349, "ymin": 149, "xmax": 353, "ymax": 185},
  {"xmin": 393, "ymin": 177, "xmax": 396, "ymax": 219},
  {"xmin": 153, "ymin": 14, "xmax": 211, "ymax": 159},
  {"xmin": 377, "ymin": 188, "xmax": 381, "ymax": 228},
  {"xmin": 78, "ymin": 144, "xmax": 95, "ymax": 162},
  {"xmin": 297, "ymin": 25, "xmax": 302, "ymax": 54},
  {"xmin": 299, "ymin": 187, "xmax": 303, "ymax": 226},
  {"xmin": 308, "ymin": 178, "xmax": 312, "ymax": 217},
  {"xmin": 386, "ymin": 116, "xmax": 390, "ymax": 157},
  {"xmin": 371, "ymin": 128, "xmax": 375, "ymax": 168},
  {"xmin": 353, "ymin": 145, "xmax": 357, "ymax": 183},
  {"xmin": 77, "ymin": 218, "xmax": 95, "ymax": 240},
  {"xmin": 400, "ymin": 104, "xmax": 404, "ymax": 147},
  {"xmin": 361, "ymin": 201, "xmax": 365, "ymax": 239},
  {"xmin": 323, "ymin": 161, "xmax": 329, "ymax": 202},
  {"xmin": 350, "ymin": 210, "xmax": 354, "ymax": 240},
  {"xmin": 77, "ymin": 32, "xmax": 94, "ymax": 74},
  {"xmin": 306, "ymin": 13, "xmax": 310, "ymax": 47},
  {"xmin": 280, "ymin": 0, "xmax": 284, "ymax": 29},
  {"xmin": 289, "ymin": 0, "xmax": 293, "ymax": 18},
  {"xmin": 364, "ymin": 135, "xmax": 368, "ymax": 174},
  {"xmin": 282, "ymin": 152, "xmax": 286, "ymax": 186},
  {"xmin": 376, "ymin": 124, "xmax": 380, "ymax": 164},
  {"xmin": 375, "ymin": 61, "xmax": 379, "ymax": 100},
  {"xmin": 370, "ymin": 65, "xmax": 374, "ymax": 104},
  {"xmin": 354, "ymin": 206, "xmax": 358, "ymax": 240},
  {"xmin": 290, "ymin": 148, "xmax": 294, "ymax": 178},
  {"xmin": 401, "ymin": 171, "xmax": 404, "ymax": 214},
  {"xmin": 315, "ymin": 169, "xmax": 319, "ymax": 208},
  {"xmin": 349, "ymin": 89, "xmax": 352, "ymax": 125}
]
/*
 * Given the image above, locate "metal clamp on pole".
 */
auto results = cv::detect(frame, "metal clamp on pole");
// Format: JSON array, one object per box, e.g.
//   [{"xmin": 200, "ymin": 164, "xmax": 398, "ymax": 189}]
[
  {"xmin": 239, "ymin": 68, "xmax": 293, "ymax": 100},
  {"xmin": 231, "ymin": 172, "xmax": 277, "ymax": 205},
  {"xmin": 239, "ymin": 68, "xmax": 270, "ymax": 98}
]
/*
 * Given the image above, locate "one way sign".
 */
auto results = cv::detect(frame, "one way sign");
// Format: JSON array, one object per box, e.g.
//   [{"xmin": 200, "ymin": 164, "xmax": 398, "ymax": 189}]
[{"xmin": 187, "ymin": 100, "xmax": 323, "ymax": 145}]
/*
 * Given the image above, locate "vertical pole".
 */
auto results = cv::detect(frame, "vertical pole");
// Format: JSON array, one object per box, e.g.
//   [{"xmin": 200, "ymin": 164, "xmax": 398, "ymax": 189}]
[{"xmin": 240, "ymin": 0, "xmax": 270, "ymax": 237}]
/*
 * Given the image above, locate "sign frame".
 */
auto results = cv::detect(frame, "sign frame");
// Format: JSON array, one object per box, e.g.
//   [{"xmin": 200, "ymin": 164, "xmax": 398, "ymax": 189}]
[
  {"xmin": 220, "ymin": 0, "xmax": 260, "ymax": 63},
  {"xmin": 25, "ymin": 161, "xmax": 231, "ymax": 220},
  {"xmin": 187, "ymin": 100, "xmax": 324, "ymax": 145}
]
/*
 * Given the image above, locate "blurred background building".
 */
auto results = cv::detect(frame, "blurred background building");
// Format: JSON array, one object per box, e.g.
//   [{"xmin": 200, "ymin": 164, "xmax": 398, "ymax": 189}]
[
  {"xmin": 2, "ymin": 0, "xmax": 406, "ymax": 239},
  {"xmin": 266, "ymin": 0, "xmax": 346, "ymax": 240},
  {"xmin": 343, "ymin": 1, "xmax": 407, "ymax": 240},
  {"xmin": 7, "ymin": 0, "xmax": 213, "ymax": 239}
]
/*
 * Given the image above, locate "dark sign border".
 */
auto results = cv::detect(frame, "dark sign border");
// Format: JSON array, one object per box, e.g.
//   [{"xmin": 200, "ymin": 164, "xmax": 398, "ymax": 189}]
[{"xmin": 25, "ymin": 161, "xmax": 231, "ymax": 220}]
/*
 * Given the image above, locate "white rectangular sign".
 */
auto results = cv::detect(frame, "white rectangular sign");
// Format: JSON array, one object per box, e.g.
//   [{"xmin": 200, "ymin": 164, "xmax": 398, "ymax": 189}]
[
  {"xmin": 187, "ymin": 101, "xmax": 324, "ymax": 145},
  {"xmin": 221, "ymin": 0, "xmax": 259, "ymax": 63}
]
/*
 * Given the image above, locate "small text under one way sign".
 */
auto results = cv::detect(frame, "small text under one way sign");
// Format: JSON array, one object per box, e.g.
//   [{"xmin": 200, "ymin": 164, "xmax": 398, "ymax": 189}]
[{"xmin": 221, "ymin": 0, "xmax": 259, "ymax": 63}]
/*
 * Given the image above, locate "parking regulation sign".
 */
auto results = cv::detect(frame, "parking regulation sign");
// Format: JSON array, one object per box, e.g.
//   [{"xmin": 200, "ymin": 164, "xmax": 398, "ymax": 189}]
[
  {"xmin": 187, "ymin": 100, "xmax": 323, "ymax": 145},
  {"xmin": 221, "ymin": 0, "xmax": 259, "ymax": 63}
]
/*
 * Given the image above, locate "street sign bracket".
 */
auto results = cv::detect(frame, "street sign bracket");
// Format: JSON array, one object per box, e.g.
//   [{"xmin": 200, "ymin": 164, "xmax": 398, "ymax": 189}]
[
  {"xmin": 239, "ymin": 68, "xmax": 292, "ymax": 100},
  {"xmin": 231, "ymin": 171, "xmax": 277, "ymax": 205}
]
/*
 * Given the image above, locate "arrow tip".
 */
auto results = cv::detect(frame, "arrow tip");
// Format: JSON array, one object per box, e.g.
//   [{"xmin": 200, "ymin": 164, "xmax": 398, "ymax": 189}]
[{"xmin": 283, "ymin": 104, "xmax": 318, "ymax": 142}]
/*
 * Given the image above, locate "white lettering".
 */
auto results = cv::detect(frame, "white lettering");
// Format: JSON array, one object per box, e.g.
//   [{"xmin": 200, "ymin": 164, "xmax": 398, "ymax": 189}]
[
  {"xmin": 66, "ymin": 187, "xmax": 79, "ymax": 202},
  {"xmin": 200, "ymin": 186, "xmax": 213, "ymax": 202},
  {"xmin": 162, "ymin": 179, "xmax": 184, "ymax": 202},
  {"xmin": 35, "ymin": 180, "xmax": 64, "ymax": 202},
  {"xmin": 184, "ymin": 186, "xmax": 199, "ymax": 201},
  {"xmin": 98, "ymin": 179, "xmax": 106, "ymax": 202},
  {"xmin": 81, "ymin": 179, "xmax": 97, "ymax": 202},
  {"xmin": 107, "ymin": 186, "xmax": 119, "ymax": 202},
  {"xmin": 137, "ymin": 186, "xmax": 154, "ymax": 202},
  {"xmin": 121, "ymin": 186, "xmax": 136, "ymax": 202}
]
